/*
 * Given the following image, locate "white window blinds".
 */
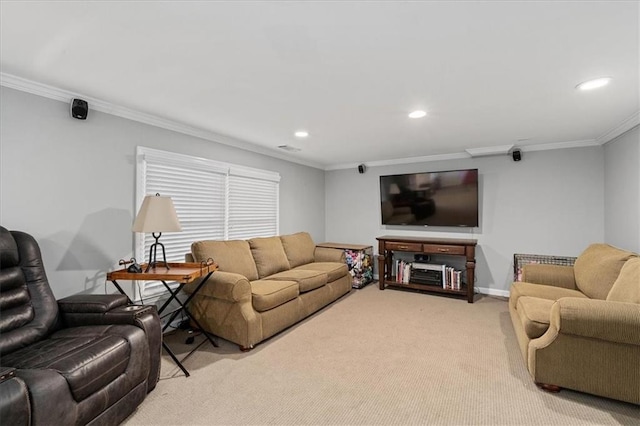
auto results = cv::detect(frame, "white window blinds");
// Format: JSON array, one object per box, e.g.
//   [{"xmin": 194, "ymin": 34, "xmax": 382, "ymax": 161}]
[
  {"xmin": 228, "ymin": 166, "xmax": 280, "ymax": 240},
  {"xmin": 135, "ymin": 147, "xmax": 280, "ymax": 300}
]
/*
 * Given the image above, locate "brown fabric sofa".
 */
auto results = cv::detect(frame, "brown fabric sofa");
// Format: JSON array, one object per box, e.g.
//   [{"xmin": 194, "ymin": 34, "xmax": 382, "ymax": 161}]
[
  {"xmin": 184, "ymin": 232, "xmax": 351, "ymax": 350},
  {"xmin": 509, "ymin": 243, "xmax": 640, "ymax": 405}
]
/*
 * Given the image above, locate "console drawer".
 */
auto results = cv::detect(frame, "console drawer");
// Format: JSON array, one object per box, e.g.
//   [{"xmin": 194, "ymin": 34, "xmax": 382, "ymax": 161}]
[
  {"xmin": 386, "ymin": 242, "xmax": 422, "ymax": 252},
  {"xmin": 423, "ymin": 244, "xmax": 466, "ymax": 255}
]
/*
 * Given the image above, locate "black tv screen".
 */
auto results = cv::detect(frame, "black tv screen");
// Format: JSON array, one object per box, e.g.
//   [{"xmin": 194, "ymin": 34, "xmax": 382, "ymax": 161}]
[{"xmin": 380, "ymin": 169, "xmax": 479, "ymax": 227}]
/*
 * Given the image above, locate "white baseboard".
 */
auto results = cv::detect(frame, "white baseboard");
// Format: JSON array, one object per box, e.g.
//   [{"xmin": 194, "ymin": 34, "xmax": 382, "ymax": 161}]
[{"xmin": 475, "ymin": 286, "xmax": 510, "ymax": 298}]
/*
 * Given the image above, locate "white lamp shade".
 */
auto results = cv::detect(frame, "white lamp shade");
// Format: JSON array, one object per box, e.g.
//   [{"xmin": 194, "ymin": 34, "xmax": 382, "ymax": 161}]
[
  {"xmin": 389, "ymin": 183, "xmax": 401, "ymax": 195},
  {"xmin": 132, "ymin": 195, "xmax": 182, "ymax": 233}
]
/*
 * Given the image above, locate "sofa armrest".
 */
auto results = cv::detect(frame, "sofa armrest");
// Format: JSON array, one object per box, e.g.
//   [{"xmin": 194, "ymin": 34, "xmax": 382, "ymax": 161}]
[
  {"xmin": 183, "ymin": 271, "xmax": 251, "ymax": 303},
  {"xmin": 522, "ymin": 264, "xmax": 576, "ymax": 289},
  {"xmin": 548, "ymin": 298, "xmax": 640, "ymax": 345},
  {"xmin": 314, "ymin": 246, "xmax": 346, "ymax": 263}
]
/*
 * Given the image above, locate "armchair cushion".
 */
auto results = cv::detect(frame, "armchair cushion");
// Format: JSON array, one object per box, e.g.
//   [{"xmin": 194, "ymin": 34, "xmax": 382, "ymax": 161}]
[
  {"xmin": 521, "ymin": 264, "xmax": 576, "ymax": 289},
  {"xmin": 509, "ymin": 281, "xmax": 587, "ymax": 312},
  {"xmin": 607, "ymin": 257, "xmax": 640, "ymax": 304},
  {"xmin": 574, "ymin": 243, "xmax": 636, "ymax": 300}
]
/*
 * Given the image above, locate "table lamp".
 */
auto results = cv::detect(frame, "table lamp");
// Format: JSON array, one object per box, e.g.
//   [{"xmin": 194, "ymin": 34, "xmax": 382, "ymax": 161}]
[{"xmin": 132, "ymin": 193, "xmax": 182, "ymax": 272}]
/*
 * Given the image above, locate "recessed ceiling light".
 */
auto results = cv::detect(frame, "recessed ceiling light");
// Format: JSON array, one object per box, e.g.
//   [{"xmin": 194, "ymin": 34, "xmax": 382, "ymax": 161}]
[
  {"xmin": 408, "ymin": 110, "xmax": 427, "ymax": 119},
  {"xmin": 576, "ymin": 77, "xmax": 612, "ymax": 91},
  {"xmin": 294, "ymin": 131, "xmax": 309, "ymax": 138}
]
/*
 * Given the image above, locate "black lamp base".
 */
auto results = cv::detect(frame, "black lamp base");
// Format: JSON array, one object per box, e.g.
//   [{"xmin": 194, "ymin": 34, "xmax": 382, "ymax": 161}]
[{"xmin": 145, "ymin": 232, "xmax": 171, "ymax": 272}]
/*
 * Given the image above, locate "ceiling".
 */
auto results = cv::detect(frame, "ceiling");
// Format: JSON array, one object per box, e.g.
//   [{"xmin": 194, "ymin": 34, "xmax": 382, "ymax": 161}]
[{"xmin": 1, "ymin": 1, "xmax": 638, "ymax": 169}]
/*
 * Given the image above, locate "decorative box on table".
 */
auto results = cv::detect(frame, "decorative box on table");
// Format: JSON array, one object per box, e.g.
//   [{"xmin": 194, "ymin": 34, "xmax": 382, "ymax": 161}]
[{"xmin": 317, "ymin": 242, "xmax": 374, "ymax": 288}]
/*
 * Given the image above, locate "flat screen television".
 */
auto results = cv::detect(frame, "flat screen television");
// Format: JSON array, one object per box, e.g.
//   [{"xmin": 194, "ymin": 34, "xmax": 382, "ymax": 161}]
[{"xmin": 380, "ymin": 168, "xmax": 479, "ymax": 227}]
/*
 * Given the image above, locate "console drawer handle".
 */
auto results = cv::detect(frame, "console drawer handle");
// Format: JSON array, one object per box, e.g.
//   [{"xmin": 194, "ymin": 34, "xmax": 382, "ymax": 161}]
[
  {"xmin": 398, "ymin": 245, "xmax": 408, "ymax": 249},
  {"xmin": 437, "ymin": 248, "xmax": 450, "ymax": 252}
]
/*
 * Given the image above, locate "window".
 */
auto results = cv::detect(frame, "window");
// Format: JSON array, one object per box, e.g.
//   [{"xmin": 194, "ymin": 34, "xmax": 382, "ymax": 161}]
[{"xmin": 134, "ymin": 147, "xmax": 280, "ymax": 300}]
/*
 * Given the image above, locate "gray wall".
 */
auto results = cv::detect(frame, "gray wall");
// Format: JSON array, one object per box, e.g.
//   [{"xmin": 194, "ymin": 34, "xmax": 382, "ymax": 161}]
[
  {"xmin": 325, "ymin": 147, "xmax": 605, "ymax": 295},
  {"xmin": 0, "ymin": 87, "xmax": 325, "ymax": 299},
  {"xmin": 604, "ymin": 125, "xmax": 640, "ymax": 252}
]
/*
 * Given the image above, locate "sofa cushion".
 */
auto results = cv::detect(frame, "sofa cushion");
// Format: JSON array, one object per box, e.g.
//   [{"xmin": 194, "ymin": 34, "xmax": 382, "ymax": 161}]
[
  {"xmin": 280, "ymin": 232, "xmax": 316, "ymax": 268},
  {"xmin": 516, "ymin": 296, "xmax": 554, "ymax": 339},
  {"xmin": 249, "ymin": 237, "xmax": 291, "ymax": 278},
  {"xmin": 509, "ymin": 281, "xmax": 587, "ymax": 310},
  {"xmin": 293, "ymin": 262, "xmax": 348, "ymax": 283},
  {"xmin": 265, "ymin": 269, "xmax": 328, "ymax": 293},
  {"xmin": 192, "ymin": 240, "xmax": 259, "ymax": 281},
  {"xmin": 250, "ymin": 280, "xmax": 299, "ymax": 312},
  {"xmin": 606, "ymin": 258, "xmax": 640, "ymax": 304},
  {"xmin": 574, "ymin": 244, "xmax": 637, "ymax": 300}
]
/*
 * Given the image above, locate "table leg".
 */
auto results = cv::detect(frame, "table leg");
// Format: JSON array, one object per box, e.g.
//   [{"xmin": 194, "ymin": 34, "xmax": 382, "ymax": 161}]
[
  {"xmin": 162, "ymin": 341, "xmax": 190, "ymax": 377},
  {"xmin": 156, "ymin": 272, "xmax": 218, "ymax": 376},
  {"xmin": 177, "ymin": 273, "xmax": 218, "ymax": 349}
]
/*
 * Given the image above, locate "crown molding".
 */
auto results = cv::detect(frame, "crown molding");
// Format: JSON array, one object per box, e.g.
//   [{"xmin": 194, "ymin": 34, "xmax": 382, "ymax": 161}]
[
  {"xmin": 0, "ymin": 72, "xmax": 325, "ymax": 170},
  {"xmin": 324, "ymin": 139, "xmax": 604, "ymax": 171},
  {"xmin": 596, "ymin": 111, "xmax": 640, "ymax": 145},
  {"xmin": 325, "ymin": 152, "xmax": 470, "ymax": 171},
  {"xmin": 519, "ymin": 139, "xmax": 600, "ymax": 152},
  {"xmin": 4, "ymin": 72, "xmax": 636, "ymax": 173}
]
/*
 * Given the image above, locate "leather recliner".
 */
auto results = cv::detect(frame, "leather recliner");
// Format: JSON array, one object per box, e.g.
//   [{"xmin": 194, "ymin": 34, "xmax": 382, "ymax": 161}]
[{"xmin": 0, "ymin": 226, "xmax": 162, "ymax": 425}]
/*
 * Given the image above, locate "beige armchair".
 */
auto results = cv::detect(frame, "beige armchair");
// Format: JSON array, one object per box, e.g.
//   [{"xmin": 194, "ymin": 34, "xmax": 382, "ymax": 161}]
[{"xmin": 509, "ymin": 243, "xmax": 640, "ymax": 405}]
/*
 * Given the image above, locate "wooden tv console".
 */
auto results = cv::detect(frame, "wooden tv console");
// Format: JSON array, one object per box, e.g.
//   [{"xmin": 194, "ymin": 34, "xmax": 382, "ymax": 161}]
[{"xmin": 376, "ymin": 236, "xmax": 477, "ymax": 303}]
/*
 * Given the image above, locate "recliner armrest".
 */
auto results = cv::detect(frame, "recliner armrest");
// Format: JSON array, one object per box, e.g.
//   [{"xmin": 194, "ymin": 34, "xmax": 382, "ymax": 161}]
[
  {"xmin": 58, "ymin": 294, "xmax": 129, "ymax": 313},
  {"xmin": 58, "ymin": 294, "xmax": 157, "ymax": 328},
  {"xmin": 57, "ymin": 295, "xmax": 162, "ymax": 393}
]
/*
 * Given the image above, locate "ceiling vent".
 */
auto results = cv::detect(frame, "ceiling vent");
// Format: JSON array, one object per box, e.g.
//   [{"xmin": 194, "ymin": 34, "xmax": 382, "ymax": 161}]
[{"xmin": 278, "ymin": 145, "xmax": 301, "ymax": 152}]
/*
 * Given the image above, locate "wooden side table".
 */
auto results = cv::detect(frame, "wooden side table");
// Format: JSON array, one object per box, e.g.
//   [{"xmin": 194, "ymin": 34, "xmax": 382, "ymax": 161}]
[
  {"xmin": 107, "ymin": 261, "xmax": 218, "ymax": 377},
  {"xmin": 317, "ymin": 242, "xmax": 374, "ymax": 288}
]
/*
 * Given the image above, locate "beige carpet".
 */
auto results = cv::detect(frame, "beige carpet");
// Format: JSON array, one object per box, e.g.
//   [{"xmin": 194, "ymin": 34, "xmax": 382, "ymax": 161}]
[{"xmin": 124, "ymin": 285, "xmax": 640, "ymax": 425}]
